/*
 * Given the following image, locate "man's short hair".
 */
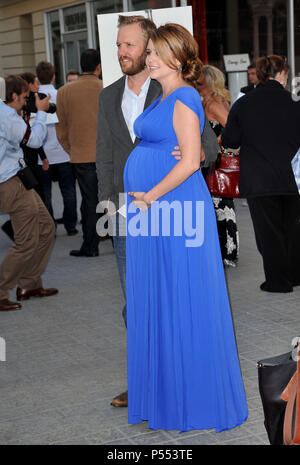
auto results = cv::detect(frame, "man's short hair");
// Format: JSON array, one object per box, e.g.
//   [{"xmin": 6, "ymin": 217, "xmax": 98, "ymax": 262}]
[
  {"xmin": 248, "ymin": 63, "xmax": 256, "ymax": 70},
  {"xmin": 117, "ymin": 15, "xmax": 156, "ymax": 44},
  {"xmin": 20, "ymin": 72, "xmax": 36, "ymax": 85},
  {"xmin": 80, "ymin": 49, "xmax": 100, "ymax": 73},
  {"xmin": 66, "ymin": 69, "xmax": 80, "ymax": 79},
  {"xmin": 5, "ymin": 75, "xmax": 28, "ymax": 103},
  {"xmin": 36, "ymin": 61, "xmax": 55, "ymax": 84}
]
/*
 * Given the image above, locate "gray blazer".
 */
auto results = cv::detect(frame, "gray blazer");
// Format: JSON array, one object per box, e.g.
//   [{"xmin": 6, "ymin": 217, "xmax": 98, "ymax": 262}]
[{"xmin": 96, "ymin": 76, "xmax": 162, "ymax": 209}]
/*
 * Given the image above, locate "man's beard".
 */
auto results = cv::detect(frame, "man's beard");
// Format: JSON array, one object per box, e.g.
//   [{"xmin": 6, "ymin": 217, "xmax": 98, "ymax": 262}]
[{"xmin": 119, "ymin": 51, "xmax": 147, "ymax": 76}]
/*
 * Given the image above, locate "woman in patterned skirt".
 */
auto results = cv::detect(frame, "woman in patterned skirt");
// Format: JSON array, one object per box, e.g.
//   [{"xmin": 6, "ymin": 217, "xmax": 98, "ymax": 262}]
[{"xmin": 198, "ymin": 65, "xmax": 239, "ymax": 267}]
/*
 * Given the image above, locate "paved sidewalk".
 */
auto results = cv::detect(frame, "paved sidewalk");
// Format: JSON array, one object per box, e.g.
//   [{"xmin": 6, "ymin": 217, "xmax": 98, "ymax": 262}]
[{"xmin": 0, "ymin": 186, "xmax": 299, "ymax": 445}]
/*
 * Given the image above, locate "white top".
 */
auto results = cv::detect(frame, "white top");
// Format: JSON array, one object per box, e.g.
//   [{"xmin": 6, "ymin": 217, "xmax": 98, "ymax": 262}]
[
  {"xmin": 235, "ymin": 84, "xmax": 257, "ymax": 102},
  {"xmin": 121, "ymin": 76, "xmax": 151, "ymax": 143},
  {"xmin": 0, "ymin": 101, "xmax": 46, "ymax": 183},
  {"xmin": 38, "ymin": 84, "xmax": 70, "ymax": 165}
]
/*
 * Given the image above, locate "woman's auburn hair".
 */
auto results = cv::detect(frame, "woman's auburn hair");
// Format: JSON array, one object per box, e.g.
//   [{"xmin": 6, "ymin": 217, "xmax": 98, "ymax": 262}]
[
  {"xmin": 149, "ymin": 23, "xmax": 203, "ymax": 88},
  {"xmin": 202, "ymin": 65, "xmax": 231, "ymax": 104},
  {"xmin": 256, "ymin": 55, "xmax": 289, "ymax": 84}
]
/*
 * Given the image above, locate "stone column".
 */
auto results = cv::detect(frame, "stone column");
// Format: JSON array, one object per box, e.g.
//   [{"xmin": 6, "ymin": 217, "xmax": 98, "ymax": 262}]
[
  {"xmin": 0, "ymin": 14, "xmax": 35, "ymax": 75},
  {"xmin": 248, "ymin": 0, "xmax": 276, "ymax": 59},
  {"xmin": 226, "ymin": 0, "xmax": 240, "ymax": 54},
  {"xmin": 266, "ymin": 12, "xmax": 273, "ymax": 55},
  {"xmin": 253, "ymin": 13, "xmax": 260, "ymax": 60}
]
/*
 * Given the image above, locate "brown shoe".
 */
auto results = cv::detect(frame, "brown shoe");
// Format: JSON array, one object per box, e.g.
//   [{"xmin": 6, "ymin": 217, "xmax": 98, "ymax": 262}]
[
  {"xmin": 0, "ymin": 299, "xmax": 22, "ymax": 311},
  {"xmin": 16, "ymin": 287, "xmax": 59, "ymax": 301},
  {"xmin": 111, "ymin": 391, "xmax": 128, "ymax": 407}
]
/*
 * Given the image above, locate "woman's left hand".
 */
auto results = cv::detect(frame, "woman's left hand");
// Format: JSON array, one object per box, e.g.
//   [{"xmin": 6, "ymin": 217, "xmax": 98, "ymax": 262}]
[
  {"xmin": 129, "ymin": 192, "xmax": 151, "ymax": 211},
  {"xmin": 171, "ymin": 146, "xmax": 182, "ymax": 160}
]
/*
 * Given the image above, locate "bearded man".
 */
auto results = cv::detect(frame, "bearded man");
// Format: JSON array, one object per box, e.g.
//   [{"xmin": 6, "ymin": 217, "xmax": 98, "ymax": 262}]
[{"xmin": 95, "ymin": 15, "xmax": 161, "ymax": 408}]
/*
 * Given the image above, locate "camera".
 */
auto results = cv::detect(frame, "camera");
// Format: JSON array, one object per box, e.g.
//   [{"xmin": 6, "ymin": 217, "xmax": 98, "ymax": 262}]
[{"xmin": 24, "ymin": 91, "xmax": 56, "ymax": 115}]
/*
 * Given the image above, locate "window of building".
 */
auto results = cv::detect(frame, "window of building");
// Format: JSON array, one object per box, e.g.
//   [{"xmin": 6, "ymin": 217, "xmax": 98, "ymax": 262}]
[
  {"xmin": 63, "ymin": 4, "xmax": 88, "ymax": 32},
  {"xmin": 47, "ymin": 9, "xmax": 65, "ymax": 87},
  {"xmin": 128, "ymin": 0, "xmax": 175, "ymax": 9},
  {"xmin": 44, "ymin": 0, "xmax": 192, "ymax": 87},
  {"xmin": 93, "ymin": 0, "xmax": 124, "ymax": 50},
  {"xmin": 206, "ymin": 0, "xmax": 287, "ymax": 72},
  {"xmin": 94, "ymin": 0, "xmax": 124, "ymax": 14}
]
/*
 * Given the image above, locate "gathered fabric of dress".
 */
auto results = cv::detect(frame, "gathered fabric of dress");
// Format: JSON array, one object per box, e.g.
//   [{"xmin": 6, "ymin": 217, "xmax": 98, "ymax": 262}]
[
  {"xmin": 207, "ymin": 121, "xmax": 239, "ymax": 268},
  {"xmin": 124, "ymin": 87, "xmax": 248, "ymax": 433}
]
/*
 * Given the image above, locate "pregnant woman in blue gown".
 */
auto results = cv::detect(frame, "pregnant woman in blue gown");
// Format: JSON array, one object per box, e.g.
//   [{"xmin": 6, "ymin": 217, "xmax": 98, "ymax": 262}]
[{"xmin": 124, "ymin": 24, "xmax": 248, "ymax": 433}]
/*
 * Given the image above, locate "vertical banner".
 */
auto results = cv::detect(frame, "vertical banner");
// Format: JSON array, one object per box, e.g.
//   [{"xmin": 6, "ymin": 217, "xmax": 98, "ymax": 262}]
[
  {"xmin": 198, "ymin": 0, "xmax": 208, "ymax": 64},
  {"xmin": 190, "ymin": 0, "xmax": 208, "ymax": 64},
  {"xmin": 97, "ymin": 6, "xmax": 193, "ymax": 88}
]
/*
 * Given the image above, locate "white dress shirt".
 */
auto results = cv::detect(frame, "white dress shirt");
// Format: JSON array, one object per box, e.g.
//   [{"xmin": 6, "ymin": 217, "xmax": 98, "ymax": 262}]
[
  {"xmin": 0, "ymin": 101, "xmax": 47, "ymax": 183},
  {"xmin": 38, "ymin": 84, "xmax": 70, "ymax": 165},
  {"xmin": 121, "ymin": 76, "xmax": 151, "ymax": 142}
]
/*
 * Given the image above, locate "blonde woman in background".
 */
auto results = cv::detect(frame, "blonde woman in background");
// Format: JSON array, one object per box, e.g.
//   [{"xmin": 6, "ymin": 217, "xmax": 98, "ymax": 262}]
[{"xmin": 199, "ymin": 65, "xmax": 239, "ymax": 268}]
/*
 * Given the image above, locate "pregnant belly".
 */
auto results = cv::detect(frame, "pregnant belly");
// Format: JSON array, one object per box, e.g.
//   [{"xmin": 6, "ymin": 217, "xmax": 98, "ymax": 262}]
[{"xmin": 124, "ymin": 144, "xmax": 178, "ymax": 193}]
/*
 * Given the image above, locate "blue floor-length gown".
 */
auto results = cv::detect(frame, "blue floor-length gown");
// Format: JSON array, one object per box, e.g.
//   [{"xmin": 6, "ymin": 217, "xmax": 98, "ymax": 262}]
[{"xmin": 123, "ymin": 86, "xmax": 248, "ymax": 433}]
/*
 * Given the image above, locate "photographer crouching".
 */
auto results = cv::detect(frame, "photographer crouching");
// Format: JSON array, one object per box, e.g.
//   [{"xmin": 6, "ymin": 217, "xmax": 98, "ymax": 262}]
[
  {"xmin": 1, "ymin": 72, "xmax": 55, "ymax": 241},
  {"xmin": 0, "ymin": 75, "xmax": 58, "ymax": 311}
]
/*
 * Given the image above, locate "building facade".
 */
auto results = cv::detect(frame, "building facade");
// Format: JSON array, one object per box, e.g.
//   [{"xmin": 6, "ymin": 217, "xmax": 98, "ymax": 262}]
[
  {"xmin": 0, "ymin": 0, "xmax": 189, "ymax": 86},
  {"xmin": 0, "ymin": 0, "xmax": 298, "ymax": 88}
]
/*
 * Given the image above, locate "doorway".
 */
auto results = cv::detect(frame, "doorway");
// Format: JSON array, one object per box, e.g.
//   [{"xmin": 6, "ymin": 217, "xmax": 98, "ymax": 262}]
[{"xmin": 63, "ymin": 31, "xmax": 88, "ymax": 75}]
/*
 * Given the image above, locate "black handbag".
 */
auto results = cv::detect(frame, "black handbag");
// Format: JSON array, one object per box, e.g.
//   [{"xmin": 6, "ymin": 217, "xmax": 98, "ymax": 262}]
[
  {"xmin": 257, "ymin": 340, "xmax": 299, "ymax": 445},
  {"xmin": 18, "ymin": 123, "xmax": 39, "ymax": 190},
  {"xmin": 17, "ymin": 159, "xmax": 38, "ymax": 190},
  {"xmin": 201, "ymin": 117, "xmax": 220, "ymax": 168}
]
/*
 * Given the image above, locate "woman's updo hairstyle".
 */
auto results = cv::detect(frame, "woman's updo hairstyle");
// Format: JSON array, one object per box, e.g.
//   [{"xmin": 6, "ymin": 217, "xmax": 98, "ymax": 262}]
[
  {"xmin": 256, "ymin": 55, "xmax": 289, "ymax": 84},
  {"xmin": 149, "ymin": 23, "xmax": 203, "ymax": 88}
]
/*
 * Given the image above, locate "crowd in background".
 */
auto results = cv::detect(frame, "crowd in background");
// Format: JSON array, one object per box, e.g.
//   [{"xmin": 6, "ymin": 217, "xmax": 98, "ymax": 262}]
[
  {"xmin": 0, "ymin": 47, "xmax": 299, "ymax": 300},
  {"xmin": 0, "ymin": 58, "xmax": 256, "ymax": 263}
]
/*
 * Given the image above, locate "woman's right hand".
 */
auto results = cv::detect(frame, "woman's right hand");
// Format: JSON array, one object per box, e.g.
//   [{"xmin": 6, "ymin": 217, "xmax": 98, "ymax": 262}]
[{"xmin": 129, "ymin": 192, "xmax": 151, "ymax": 211}]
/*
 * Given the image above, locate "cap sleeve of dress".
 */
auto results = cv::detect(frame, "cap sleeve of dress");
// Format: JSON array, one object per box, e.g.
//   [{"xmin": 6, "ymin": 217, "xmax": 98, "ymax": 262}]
[{"xmin": 173, "ymin": 87, "xmax": 205, "ymax": 133}]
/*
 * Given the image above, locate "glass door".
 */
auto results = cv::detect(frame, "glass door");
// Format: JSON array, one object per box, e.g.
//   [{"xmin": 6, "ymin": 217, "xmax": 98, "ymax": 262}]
[
  {"xmin": 62, "ymin": 4, "xmax": 88, "ymax": 76},
  {"xmin": 63, "ymin": 31, "xmax": 88, "ymax": 74}
]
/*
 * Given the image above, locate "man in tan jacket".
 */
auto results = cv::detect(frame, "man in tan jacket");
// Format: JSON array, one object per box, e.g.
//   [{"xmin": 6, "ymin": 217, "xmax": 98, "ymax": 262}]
[{"xmin": 56, "ymin": 49, "xmax": 103, "ymax": 257}]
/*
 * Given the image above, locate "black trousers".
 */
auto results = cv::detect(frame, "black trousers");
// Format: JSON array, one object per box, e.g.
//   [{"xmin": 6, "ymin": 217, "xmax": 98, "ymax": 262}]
[
  {"xmin": 247, "ymin": 195, "xmax": 300, "ymax": 291},
  {"xmin": 73, "ymin": 163, "xmax": 100, "ymax": 254}
]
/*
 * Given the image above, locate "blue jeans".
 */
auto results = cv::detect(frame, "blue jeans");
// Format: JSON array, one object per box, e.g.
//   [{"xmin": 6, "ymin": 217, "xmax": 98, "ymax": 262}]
[
  {"xmin": 39, "ymin": 162, "xmax": 77, "ymax": 232},
  {"xmin": 113, "ymin": 213, "xmax": 127, "ymax": 327}
]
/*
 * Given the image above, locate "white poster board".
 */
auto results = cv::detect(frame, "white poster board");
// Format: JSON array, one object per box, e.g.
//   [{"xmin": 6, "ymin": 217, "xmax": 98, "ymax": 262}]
[
  {"xmin": 223, "ymin": 54, "xmax": 250, "ymax": 73},
  {"xmin": 97, "ymin": 6, "xmax": 193, "ymax": 88}
]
